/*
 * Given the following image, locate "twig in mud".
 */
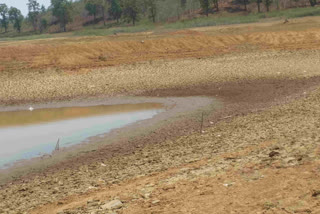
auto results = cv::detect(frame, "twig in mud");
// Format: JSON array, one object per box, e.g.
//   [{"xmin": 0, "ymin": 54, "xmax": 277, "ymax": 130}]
[
  {"xmin": 200, "ymin": 112, "xmax": 204, "ymax": 134},
  {"xmin": 55, "ymin": 138, "xmax": 60, "ymax": 151}
]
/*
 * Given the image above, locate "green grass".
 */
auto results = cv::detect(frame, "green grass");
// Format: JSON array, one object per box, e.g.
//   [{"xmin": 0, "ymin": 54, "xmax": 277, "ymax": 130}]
[
  {"xmin": 263, "ymin": 6, "xmax": 320, "ymax": 18},
  {"xmin": 0, "ymin": 6, "xmax": 319, "ymax": 41},
  {"xmin": 0, "ymin": 20, "xmax": 156, "ymax": 41},
  {"xmin": 165, "ymin": 13, "xmax": 260, "ymax": 29},
  {"xmin": 0, "ymin": 33, "xmax": 63, "ymax": 42},
  {"xmin": 165, "ymin": 7, "xmax": 320, "ymax": 29},
  {"xmin": 72, "ymin": 21, "xmax": 155, "ymax": 37}
]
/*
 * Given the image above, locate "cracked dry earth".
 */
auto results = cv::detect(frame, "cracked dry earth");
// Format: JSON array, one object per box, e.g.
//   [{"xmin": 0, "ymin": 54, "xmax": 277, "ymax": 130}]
[
  {"xmin": 1, "ymin": 50, "xmax": 320, "ymax": 105},
  {"xmin": 2, "ymin": 19, "xmax": 320, "ymax": 213},
  {"xmin": 1, "ymin": 78, "xmax": 320, "ymax": 214},
  {"xmin": 33, "ymin": 88, "xmax": 320, "ymax": 214}
]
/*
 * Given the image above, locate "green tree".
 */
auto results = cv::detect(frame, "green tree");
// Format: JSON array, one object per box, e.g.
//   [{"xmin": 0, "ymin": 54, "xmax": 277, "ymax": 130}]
[
  {"xmin": 85, "ymin": 0, "xmax": 109, "ymax": 26},
  {"xmin": 39, "ymin": 18, "xmax": 48, "ymax": 33},
  {"xmin": 27, "ymin": 0, "xmax": 40, "ymax": 31},
  {"xmin": 38, "ymin": 5, "xmax": 47, "ymax": 33},
  {"xmin": 145, "ymin": 0, "xmax": 157, "ymax": 23},
  {"xmin": 243, "ymin": 0, "xmax": 249, "ymax": 11},
  {"xmin": 275, "ymin": 0, "xmax": 279, "ymax": 10},
  {"xmin": 0, "ymin": 4, "xmax": 9, "ymax": 33},
  {"xmin": 41, "ymin": 5, "xmax": 47, "ymax": 13},
  {"xmin": 292, "ymin": 0, "xmax": 299, "ymax": 7},
  {"xmin": 256, "ymin": 0, "xmax": 262, "ymax": 12},
  {"xmin": 122, "ymin": 0, "xmax": 140, "ymax": 25},
  {"xmin": 181, "ymin": 0, "xmax": 187, "ymax": 9},
  {"xmin": 264, "ymin": 0, "xmax": 272, "ymax": 11},
  {"xmin": 85, "ymin": 1, "xmax": 100, "ymax": 22},
  {"xmin": 309, "ymin": 0, "xmax": 317, "ymax": 6},
  {"xmin": 213, "ymin": 0, "xmax": 219, "ymax": 11},
  {"xmin": 51, "ymin": 0, "xmax": 73, "ymax": 32},
  {"xmin": 101, "ymin": 0, "xmax": 109, "ymax": 26},
  {"xmin": 9, "ymin": 7, "xmax": 23, "ymax": 33},
  {"xmin": 199, "ymin": 0, "xmax": 210, "ymax": 16},
  {"xmin": 109, "ymin": 0, "xmax": 122, "ymax": 23}
]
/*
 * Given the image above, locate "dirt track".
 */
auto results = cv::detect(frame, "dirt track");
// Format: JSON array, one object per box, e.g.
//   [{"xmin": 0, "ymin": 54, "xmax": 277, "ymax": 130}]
[{"xmin": 1, "ymin": 17, "xmax": 320, "ymax": 214}]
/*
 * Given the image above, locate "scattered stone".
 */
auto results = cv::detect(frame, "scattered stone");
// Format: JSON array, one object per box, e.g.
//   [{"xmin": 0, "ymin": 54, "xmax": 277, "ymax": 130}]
[
  {"xmin": 312, "ymin": 190, "xmax": 320, "ymax": 197},
  {"xmin": 223, "ymin": 183, "xmax": 234, "ymax": 187},
  {"xmin": 283, "ymin": 157, "xmax": 296, "ymax": 164},
  {"xmin": 269, "ymin": 151, "xmax": 280, "ymax": 158},
  {"xmin": 87, "ymin": 186, "xmax": 97, "ymax": 190},
  {"xmin": 143, "ymin": 193, "xmax": 151, "ymax": 199},
  {"xmin": 162, "ymin": 186, "xmax": 175, "ymax": 191},
  {"xmin": 101, "ymin": 200, "xmax": 123, "ymax": 210},
  {"xmin": 146, "ymin": 183, "xmax": 155, "ymax": 188},
  {"xmin": 87, "ymin": 199, "xmax": 100, "ymax": 205},
  {"xmin": 18, "ymin": 187, "xmax": 28, "ymax": 192},
  {"xmin": 152, "ymin": 200, "xmax": 160, "ymax": 204},
  {"xmin": 294, "ymin": 208, "xmax": 312, "ymax": 213}
]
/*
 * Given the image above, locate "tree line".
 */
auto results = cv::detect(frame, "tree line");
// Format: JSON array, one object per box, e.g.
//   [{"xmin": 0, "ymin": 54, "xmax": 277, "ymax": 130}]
[
  {"xmin": 0, "ymin": 0, "xmax": 318, "ymax": 34},
  {"xmin": 0, "ymin": 0, "xmax": 48, "ymax": 33},
  {"xmin": 199, "ymin": 0, "xmax": 318, "ymax": 16}
]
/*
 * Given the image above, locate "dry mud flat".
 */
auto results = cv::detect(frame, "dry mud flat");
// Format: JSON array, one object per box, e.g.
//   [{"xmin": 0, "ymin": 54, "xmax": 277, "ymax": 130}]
[
  {"xmin": 1, "ymin": 50, "xmax": 320, "ymax": 105},
  {"xmin": 0, "ymin": 48, "xmax": 320, "ymax": 214},
  {"xmin": 1, "ymin": 18, "xmax": 320, "ymax": 214},
  {"xmin": 1, "ymin": 17, "xmax": 320, "ymax": 106},
  {"xmin": 32, "ymin": 86, "xmax": 320, "ymax": 214}
]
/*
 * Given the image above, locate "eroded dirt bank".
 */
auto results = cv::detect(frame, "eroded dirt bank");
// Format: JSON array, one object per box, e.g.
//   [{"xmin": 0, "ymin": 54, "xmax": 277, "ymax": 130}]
[{"xmin": 1, "ymin": 17, "xmax": 320, "ymax": 74}]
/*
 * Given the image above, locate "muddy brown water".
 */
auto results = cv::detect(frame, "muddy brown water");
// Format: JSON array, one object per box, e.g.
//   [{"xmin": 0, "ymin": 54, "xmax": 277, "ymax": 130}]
[{"xmin": 0, "ymin": 103, "xmax": 163, "ymax": 169}]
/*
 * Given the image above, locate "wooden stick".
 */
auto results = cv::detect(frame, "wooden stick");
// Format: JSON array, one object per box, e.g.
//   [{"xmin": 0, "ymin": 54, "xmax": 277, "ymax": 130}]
[
  {"xmin": 55, "ymin": 138, "xmax": 60, "ymax": 151},
  {"xmin": 200, "ymin": 112, "xmax": 204, "ymax": 134}
]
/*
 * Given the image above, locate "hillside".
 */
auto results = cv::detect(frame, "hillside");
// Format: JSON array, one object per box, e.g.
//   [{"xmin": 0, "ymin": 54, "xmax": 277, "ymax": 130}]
[{"xmin": 0, "ymin": 0, "xmax": 319, "ymax": 40}]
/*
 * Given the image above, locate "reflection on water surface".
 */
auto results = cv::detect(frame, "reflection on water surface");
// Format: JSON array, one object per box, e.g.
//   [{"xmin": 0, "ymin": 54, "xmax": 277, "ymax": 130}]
[{"xmin": 0, "ymin": 103, "xmax": 163, "ymax": 168}]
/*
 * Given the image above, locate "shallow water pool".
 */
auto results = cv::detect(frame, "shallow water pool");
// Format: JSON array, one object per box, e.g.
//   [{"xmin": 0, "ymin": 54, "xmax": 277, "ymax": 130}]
[{"xmin": 0, "ymin": 103, "xmax": 163, "ymax": 168}]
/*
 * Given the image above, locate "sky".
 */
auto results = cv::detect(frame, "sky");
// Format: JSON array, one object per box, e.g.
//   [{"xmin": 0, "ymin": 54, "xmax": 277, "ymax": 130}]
[{"xmin": 0, "ymin": 0, "xmax": 51, "ymax": 16}]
